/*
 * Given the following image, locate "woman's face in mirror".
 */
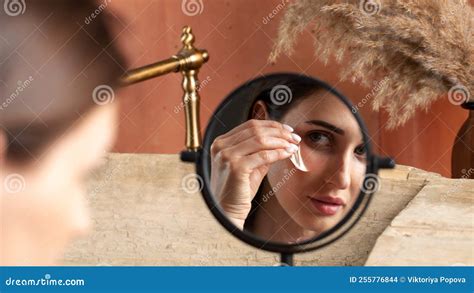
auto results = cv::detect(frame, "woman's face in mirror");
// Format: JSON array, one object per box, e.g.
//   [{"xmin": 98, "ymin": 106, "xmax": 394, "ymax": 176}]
[
  {"xmin": 0, "ymin": 103, "xmax": 118, "ymax": 265},
  {"xmin": 256, "ymin": 92, "xmax": 366, "ymax": 243},
  {"xmin": 210, "ymin": 86, "xmax": 367, "ymax": 244}
]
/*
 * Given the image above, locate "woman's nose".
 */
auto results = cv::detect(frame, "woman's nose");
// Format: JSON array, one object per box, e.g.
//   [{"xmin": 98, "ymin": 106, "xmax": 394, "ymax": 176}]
[{"xmin": 325, "ymin": 153, "xmax": 351, "ymax": 190}]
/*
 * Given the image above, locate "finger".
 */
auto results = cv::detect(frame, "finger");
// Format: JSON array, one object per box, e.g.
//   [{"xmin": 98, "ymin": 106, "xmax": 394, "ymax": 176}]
[
  {"xmin": 219, "ymin": 126, "xmax": 301, "ymax": 148},
  {"xmin": 211, "ymin": 120, "xmax": 299, "ymax": 156},
  {"xmin": 221, "ymin": 136, "xmax": 298, "ymax": 159},
  {"xmin": 218, "ymin": 119, "xmax": 294, "ymax": 140},
  {"xmin": 236, "ymin": 149, "xmax": 294, "ymax": 171}
]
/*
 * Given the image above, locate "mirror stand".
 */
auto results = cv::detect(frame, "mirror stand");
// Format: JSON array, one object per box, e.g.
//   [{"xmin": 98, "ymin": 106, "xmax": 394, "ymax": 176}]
[
  {"xmin": 375, "ymin": 156, "xmax": 396, "ymax": 169},
  {"xmin": 280, "ymin": 253, "xmax": 294, "ymax": 266}
]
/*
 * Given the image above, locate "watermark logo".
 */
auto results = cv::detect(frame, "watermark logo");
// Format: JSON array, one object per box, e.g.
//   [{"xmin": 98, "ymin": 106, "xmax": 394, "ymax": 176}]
[
  {"xmin": 352, "ymin": 76, "xmax": 389, "ymax": 114},
  {"xmin": 262, "ymin": 0, "xmax": 289, "ymax": 25},
  {"xmin": 0, "ymin": 76, "xmax": 34, "ymax": 111},
  {"xmin": 3, "ymin": 0, "xmax": 26, "ymax": 17},
  {"xmin": 173, "ymin": 76, "xmax": 212, "ymax": 114},
  {"xmin": 3, "ymin": 173, "xmax": 26, "ymax": 194},
  {"xmin": 5, "ymin": 274, "xmax": 85, "ymax": 287},
  {"xmin": 444, "ymin": 168, "xmax": 474, "ymax": 201},
  {"xmin": 84, "ymin": 0, "xmax": 112, "ymax": 25},
  {"xmin": 270, "ymin": 85, "xmax": 293, "ymax": 106},
  {"xmin": 359, "ymin": 0, "xmax": 381, "ymax": 16},
  {"xmin": 361, "ymin": 173, "xmax": 381, "ymax": 194},
  {"xmin": 89, "ymin": 163, "xmax": 121, "ymax": 197},
  {"xmin": 261, "ymin": 168, "xmax": 296, "ymax": 202},
  {"xmin": 181, "ymin": 173, "xmax": 203, "ymax": 194},
  {"xmin": 448, "ymin": 84, "xmax": 469, "ymax": 106},
  {"xmin": 92, "ymin": 85, "xmax": 115, "ymax": 106},
  {"xmin": 460, "ymin": 168, "xmax": 474, "ymax": 179},
  {"xmin": 181, "ymin": 0, "xmax": 204, "ymax": 16}
]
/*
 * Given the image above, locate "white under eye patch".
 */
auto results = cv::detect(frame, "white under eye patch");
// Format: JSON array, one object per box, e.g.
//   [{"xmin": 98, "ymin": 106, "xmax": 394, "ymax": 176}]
[{"xmin": 289, "ymin": 144, "xmax": 309, "ymax": 172}]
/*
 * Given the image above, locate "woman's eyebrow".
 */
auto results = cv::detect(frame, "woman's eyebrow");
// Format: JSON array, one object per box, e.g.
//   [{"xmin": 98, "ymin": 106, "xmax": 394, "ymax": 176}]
[{"xmin": 305, "ymin": 120, "xmax": 345, "ymax": 135}]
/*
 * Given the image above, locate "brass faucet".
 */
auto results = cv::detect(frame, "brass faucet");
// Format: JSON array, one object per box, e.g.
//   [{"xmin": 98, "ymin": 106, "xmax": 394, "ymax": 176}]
[{"xmin": 120, "ymin": 26, "xmax": 209, "ymax": 153}]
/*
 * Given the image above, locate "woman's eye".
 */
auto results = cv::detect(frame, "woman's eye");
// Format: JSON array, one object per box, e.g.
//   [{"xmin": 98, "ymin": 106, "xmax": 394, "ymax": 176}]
[
  {"xmin": 307, "ymin": 132, "xmax": 331, "ymax": 147},
  {"xmin": 354, "ymin": 144, "xmax": 367, "ymax": 157}
]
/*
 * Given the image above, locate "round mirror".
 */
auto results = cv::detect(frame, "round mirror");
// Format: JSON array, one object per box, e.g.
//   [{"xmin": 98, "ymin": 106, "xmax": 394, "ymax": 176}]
[{"xmin": 194, "ymin": 73, "xmax": 394, "ymax": 255}]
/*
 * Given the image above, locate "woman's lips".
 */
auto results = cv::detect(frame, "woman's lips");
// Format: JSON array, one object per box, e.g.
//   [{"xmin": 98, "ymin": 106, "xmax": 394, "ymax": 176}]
[{"xmin": 308, "ymin": 196, "xmax": 345, "ymax": 216}]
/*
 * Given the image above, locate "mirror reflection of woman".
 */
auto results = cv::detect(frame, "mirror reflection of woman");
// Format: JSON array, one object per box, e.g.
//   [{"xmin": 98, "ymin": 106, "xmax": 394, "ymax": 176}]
[{"xmin": 210, "ymin": 78, "xmax": 367, "ymax": 243}]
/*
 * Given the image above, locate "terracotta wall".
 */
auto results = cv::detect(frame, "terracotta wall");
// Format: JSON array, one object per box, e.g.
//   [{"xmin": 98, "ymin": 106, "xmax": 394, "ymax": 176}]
[{"xmin": 107, "ymin": 0, "xmax": 469, "ymax": 178}]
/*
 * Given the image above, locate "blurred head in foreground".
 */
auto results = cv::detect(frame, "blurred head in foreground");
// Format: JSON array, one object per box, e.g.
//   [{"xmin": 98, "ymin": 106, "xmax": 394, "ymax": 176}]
[{"xmin": 0, "ymin": 0, "xmax": 127, "ymax": 265}]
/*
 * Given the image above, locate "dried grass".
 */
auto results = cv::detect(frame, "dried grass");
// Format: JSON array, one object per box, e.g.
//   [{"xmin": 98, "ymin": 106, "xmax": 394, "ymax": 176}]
[{"xmin": 270, "ymin": 0, "xmax": 473, "ymax": 128}]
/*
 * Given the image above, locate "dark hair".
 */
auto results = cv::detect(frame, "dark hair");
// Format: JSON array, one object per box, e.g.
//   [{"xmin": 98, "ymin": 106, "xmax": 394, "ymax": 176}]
[
  {"xmin": 0, "ymin": 0, "xmax": 127, "ymax": 162},
  {"xmin": 243, "ymin": 78, "xmax": 324, "ymax": 231}
]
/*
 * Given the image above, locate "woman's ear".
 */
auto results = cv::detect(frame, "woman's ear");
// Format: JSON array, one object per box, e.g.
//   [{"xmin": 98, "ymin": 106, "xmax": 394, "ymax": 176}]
[{"xmin": 251, "ymin": 100, "xmax": 270, "ymax": 120}]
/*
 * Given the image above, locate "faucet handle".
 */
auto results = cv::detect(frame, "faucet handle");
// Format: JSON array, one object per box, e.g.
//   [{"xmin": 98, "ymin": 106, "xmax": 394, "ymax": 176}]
[
  {"xmin": 181, "ymin": 26, "xmax": 195, "ymax": 49},
  {"xmin": 177, "ymin": 26, "xmax": 209, "ymax": 71}
]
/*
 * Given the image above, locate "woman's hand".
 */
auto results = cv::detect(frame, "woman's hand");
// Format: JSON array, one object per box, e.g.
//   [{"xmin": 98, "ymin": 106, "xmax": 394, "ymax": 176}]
[{"xmin": 210, "ymin": 119, "xmax": 301, "ymax": 229}]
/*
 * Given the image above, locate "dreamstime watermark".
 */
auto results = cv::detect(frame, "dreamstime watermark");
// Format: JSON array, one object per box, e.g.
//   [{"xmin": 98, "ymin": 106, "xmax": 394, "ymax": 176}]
[
  {"xmin": 447, "ymin": 84, "xmax": 470, "ymax": 106},
  {"xmin": 181, "ymin": 173, "xmax": 203, "ymax": 194},
  {"xmin": 92, "ymin": 84, "xmax": 115, "ymax": 105},
  {"xmin": 4, "ymin": 274, "xmax": 85, "ymax": 287},
  {"xmin": 181, "ymin": 0, "xmax": 204, "ymax": 16},
  {"xmin": 262, "ymin": 0, "xmax": 289, "ymax": 25},
  {"xmin": 0, "ymin": 76, "xmax": 34, "ymax": 111},
  {"xmin": 84, "ymin": 0, "xmax": 112, "ymax": 25},
  {"xmin": 89, "ymin": 163, "xmax": 121, "ymax": 197},
  {"xmin": 173, "ymin": 75, "xmax": 211, "ymax": 114},
  {"xmin": 439, "ymin": 8, "xmax": 457, "ymax": 26},
  {"xmin": 361, "ymin": 173, "xmax": 381, "ymax": 194},
  {"xmin": 270, "ymin": 84, "xmax": 293, "ymax": 106},
  {"xmin": 196, "ymin": 75, "xmax": 212, "ymax": 92},
  {"xmin": 261, "ymin": 168, "xmax": 297, "ymax": 203},
  {"xmin": 3, "ymin": 0, "xmax": 26, "ymax": 17},
  {"xmin": 352, "ymin": 76, "xmax": 389, "ymax": 113},
  {"xmin": 359, "ymin": 0, "xmax": 382, "ymax": 16},
  {"xmin": 3, "ymin": 173, "xmax": 26, "ymax": 194},
  {"xmin": 460, "ymin": 168, "xmax": 474, "ymax": 179},
  {"xmin": 443, "ymin": 168, "xmax": 473, "ymax": 201}
]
